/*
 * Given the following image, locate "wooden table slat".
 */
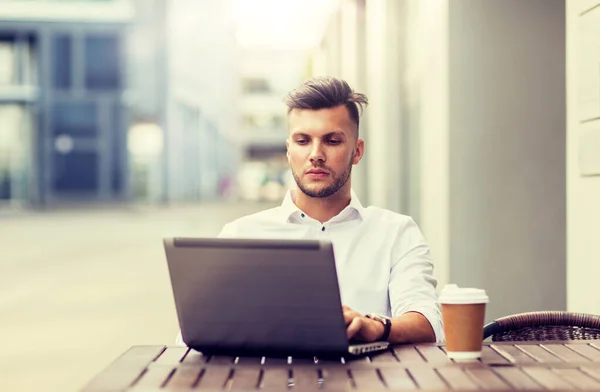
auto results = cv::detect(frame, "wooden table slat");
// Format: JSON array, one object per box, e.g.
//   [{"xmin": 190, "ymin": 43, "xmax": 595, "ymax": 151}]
[
  {"xmin": 82, "ymin": 346, "xmax": 166, "ymax": 392},
  {"xmin": 481, "ymin": 345, "xmax": 512, "ymax": 364},
  {"xmin": 290, "ymin": 357, "xmax": 318, "ymax": 365},
  {"xmin": 516, "ymin": 344, "xmax": 564, "ymax": 363},
  {"xmin": 86, "ymin": 342, "xmax": 600, "ymax": 391},
  {"xmin": 493, "ymin": 367, "xmax": 544, "ymax": 390},
  {"xmin": 491, "ymin": 344, "xmax": 538, "ymax": 364},
  {"xmin": 132, "ymin": 365, "xmax": 175, "ymax": 388},
  {"xmin": 378, "ymin": 368, "xmax": 417, "ymax": 390},
  {"xmin": 320, "ymin": 367, "xmax": 352, "ymax": 390},
  {"xmin": 82, "ymin": 366, "xmax": 148, "ymax": 392},
  {"xmin": 552, "ymin": 368, "xmax": 600, "ymax": 390},
  {"xmin": 260, "ymin": 367, "xmax": 290, "ymax": 389},
  {"xmin": 115, "ymin": 346, "xmax": 166, "ymax": 365},
  {"xmin": 206, "ymin": 355, "xmax": 236, "ymax": 365},
  {"xmin": 264, "ymin": 356, "xmax": 290, "ymax": 365},
  {"xmin": 542, "ymin": 344, "xmax": 591, "ymax": 362},
  {"xmin": 163, "ymin": 365, "xmax": 203, "ymax": 389},
  {"xmin": 521, "ymin": 367, "xmax": 576, "ymax": 390},
  {"xmin": 437, "ymin": 367, "xmax": 480, "ymax": 390},
  {"xmin": 407, "ymin": 367, "xmax": 448, "ymax": 390},
  {"xmin": 369, "ymin": 348, "xmax": 398, "ymax": 362},
  {"xmin": 416, "ymin": 344, "xmax": 450, "ymax": 364},
  {"xmin": 181, "ymin": 350, "xmax": 206, "ymax": 364},
  {"xmin": 349, "ymin": 368, "xmax": 385, "ymax": 389},
  {"xmin": 345, "ymin": 356, "xmax": 373, "ymax": 369},
  {"xmin": 228, "ymin": 367, "xmax": 261, "ymax": 390},
  {"xmin": 580, "ymin": 367, "xmax": 600, "ymax": 382},
  {"xmin": 393, "ymin": 345, "xmax": 427, "ymax": 363},
  {"xmin": 566, "ymin": 343, "xmax": 600, "ymax": 362},
  {"xmin": 291, "ymin": 366, "xmax": 321, "ymax": 389},
  {"xmin": 317, "ymin": 356, "xmax": 346, "ymax": 366},
  {"xmin": 236, "ymin": 356, "xmax": 263, "ymax": 365},
  {"xmin": 465, "ymin": 367, "xmax": 511, "ymax": 390},
  {"xmin": 195, "ymin": 366, "xmax": 232, "ymax": 389},
  {"xmin": 153, "ymin": 347, "xmax": 190, "ymax": 365}
]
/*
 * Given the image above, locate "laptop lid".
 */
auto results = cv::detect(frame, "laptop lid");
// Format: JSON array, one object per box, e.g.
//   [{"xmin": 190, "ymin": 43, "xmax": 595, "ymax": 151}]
[{"xmin": 163, "ymin": 237, "xmax": 351, "ymax": 358}]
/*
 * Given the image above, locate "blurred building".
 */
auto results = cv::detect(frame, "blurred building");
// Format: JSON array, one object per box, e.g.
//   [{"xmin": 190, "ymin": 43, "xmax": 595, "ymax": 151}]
[
  {"xmin": 567, "ymin": 0, "xmax": 600, "ymax": 315},
  {"xmin": 0, "ymin": 0, "xmax": 134, "ymax": 207},
  {"xmin": 313, "ymin": 0, "xmax": 566, "ymax": 322},
  {"xmin": 236, "ymin": 48, "xmax": 306, "ymax": 201},
  {"xmin": 0, "ymin": 0, "xmax": 239, "ymax": 208},
  {"xmin": 165, "ymin": 0, "xmax": 239, "ymax": 203}
]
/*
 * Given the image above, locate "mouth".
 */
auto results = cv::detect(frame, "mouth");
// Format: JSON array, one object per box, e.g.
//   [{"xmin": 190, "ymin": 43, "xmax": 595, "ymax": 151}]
[{"xmin": 306, "ymin": 169, "xmax": 330, "ymax": 179}]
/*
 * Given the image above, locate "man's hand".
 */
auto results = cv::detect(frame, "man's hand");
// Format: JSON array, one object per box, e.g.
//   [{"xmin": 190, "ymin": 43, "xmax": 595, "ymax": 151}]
[{"xmin": 342, "ymin": 305, "xmax": 385, "ymax": 342}]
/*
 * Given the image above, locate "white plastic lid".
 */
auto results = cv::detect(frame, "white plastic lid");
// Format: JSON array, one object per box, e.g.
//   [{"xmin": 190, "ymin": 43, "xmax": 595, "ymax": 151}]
[{"xmin": 439, "ymin": 284, "xmax": 489, "ymax": 304}]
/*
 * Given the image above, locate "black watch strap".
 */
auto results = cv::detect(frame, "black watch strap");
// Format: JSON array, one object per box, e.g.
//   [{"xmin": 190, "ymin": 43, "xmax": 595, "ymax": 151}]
[{"xmin": 366, "ymin": 313, "xmax": 392, "ymax": 341}]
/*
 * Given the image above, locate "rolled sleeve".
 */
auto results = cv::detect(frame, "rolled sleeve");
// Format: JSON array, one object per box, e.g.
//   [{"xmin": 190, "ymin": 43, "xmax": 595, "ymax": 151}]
[{"xmin": 389, "ymin": 219, "xmax": 445, "ymax": 343}]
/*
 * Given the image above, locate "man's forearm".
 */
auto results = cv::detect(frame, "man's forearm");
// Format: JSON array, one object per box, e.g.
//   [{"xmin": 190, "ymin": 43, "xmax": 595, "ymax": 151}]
[{"xmin": 388, "ymin": 311, "xmax": 436, "ymax": 344}]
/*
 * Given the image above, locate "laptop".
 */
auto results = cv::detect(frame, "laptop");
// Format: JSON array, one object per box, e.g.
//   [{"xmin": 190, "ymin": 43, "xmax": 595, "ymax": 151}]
[{"xmin": 163, "ymin": 237, "xmax": 389, "ymax": 358}]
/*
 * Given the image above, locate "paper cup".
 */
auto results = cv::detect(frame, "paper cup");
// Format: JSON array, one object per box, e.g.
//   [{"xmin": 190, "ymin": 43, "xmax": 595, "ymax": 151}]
[{"xmin": 439, "ymin": 284, "xmax": 489, "ymax": 361}]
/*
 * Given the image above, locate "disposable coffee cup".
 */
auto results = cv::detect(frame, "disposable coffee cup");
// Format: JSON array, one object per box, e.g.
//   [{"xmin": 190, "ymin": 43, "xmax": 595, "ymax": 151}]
[{"xmin": 439, "ymin": 284, "xmax": 489, "ymax": 361}]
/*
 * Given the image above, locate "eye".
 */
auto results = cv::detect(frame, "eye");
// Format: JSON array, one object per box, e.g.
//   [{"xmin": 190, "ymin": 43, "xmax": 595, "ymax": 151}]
[
  {"xmin": 295, "ymin": 139, "xmax": 309, "ymax": 145},
  {"xmin": 327, "ymin": 139, "xmax": 342, "ymax": 145}
]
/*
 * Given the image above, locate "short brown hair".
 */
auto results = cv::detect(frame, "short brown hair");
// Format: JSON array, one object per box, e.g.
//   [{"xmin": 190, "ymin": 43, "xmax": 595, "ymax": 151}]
[{"xmin": 284, "ymin": 76, "xmax": 368, "ymax": 134}]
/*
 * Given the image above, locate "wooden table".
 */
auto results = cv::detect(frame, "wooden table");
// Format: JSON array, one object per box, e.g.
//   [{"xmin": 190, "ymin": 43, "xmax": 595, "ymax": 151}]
[{"xmin": 82, "ymin": 340, "xmax": 600, "ymax": 391}]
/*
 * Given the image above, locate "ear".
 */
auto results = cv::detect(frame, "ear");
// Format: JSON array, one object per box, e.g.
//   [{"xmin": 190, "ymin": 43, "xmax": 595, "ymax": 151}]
[
  {"xmin": 352, "ymin": 138, "xmax": 364, "ymax": 165},
  {"xmin": 285, "ymin": 139, "xmax": 291, "ymax": 162}
]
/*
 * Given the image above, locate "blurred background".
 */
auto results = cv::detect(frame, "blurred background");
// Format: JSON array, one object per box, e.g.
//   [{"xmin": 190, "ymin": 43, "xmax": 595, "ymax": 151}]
[{"xmin": 1, "ymin": 0, "xmax": 599, "ymax": 390}]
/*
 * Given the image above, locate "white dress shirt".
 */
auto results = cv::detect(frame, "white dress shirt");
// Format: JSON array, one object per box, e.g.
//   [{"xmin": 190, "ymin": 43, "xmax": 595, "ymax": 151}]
[{"xmin": 213, "ymin": 189, "xmax": 444, "ymax": 343}]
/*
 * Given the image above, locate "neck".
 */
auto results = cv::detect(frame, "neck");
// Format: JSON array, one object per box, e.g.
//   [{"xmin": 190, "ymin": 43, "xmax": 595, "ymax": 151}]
[{"xmin": 294, "ymin": 183, "xmax": 352, "ymax": 223}]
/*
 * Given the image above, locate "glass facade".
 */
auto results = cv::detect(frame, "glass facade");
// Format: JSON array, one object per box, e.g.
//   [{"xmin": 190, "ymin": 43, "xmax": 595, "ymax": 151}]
[
  {"xmin": 0, "ymin": 20, "xmax": 127, "ymax": 205},
  {"xmin": 51, "ymin": 35, "xmax": 71, "ymax": 89},
  {"xmin": 46, "ymin": 31, "xmax": 125, "ymax": 200},
  {"xmin": 85, "ymin": 35, "xmax": 120, "ymax": 90},
  {"xmin": 0, "ymin": 104, "xmax": 32, "ymax": 202},
  {"xmin": 0, "ymin": 34, "xmax": 36, "ymax": 206}
]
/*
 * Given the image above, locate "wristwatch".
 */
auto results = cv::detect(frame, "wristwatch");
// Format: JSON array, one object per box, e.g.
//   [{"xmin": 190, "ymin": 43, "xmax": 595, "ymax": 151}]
[{"xmin": 365, "ymin": 313, "xmax": 392, "ymax": 341}]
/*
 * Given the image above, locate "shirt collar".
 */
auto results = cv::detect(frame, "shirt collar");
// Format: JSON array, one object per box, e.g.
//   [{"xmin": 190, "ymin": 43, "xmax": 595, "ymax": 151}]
[{"xmin": 281, "ymin": 189, "xmax": 366, "ymax": 223}]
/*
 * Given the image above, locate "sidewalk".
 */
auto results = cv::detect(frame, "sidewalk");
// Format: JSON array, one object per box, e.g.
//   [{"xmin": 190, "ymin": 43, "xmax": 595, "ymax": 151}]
[{"xmin": 0, "ymin": 200, "xmax": 275, "ymax": 392}]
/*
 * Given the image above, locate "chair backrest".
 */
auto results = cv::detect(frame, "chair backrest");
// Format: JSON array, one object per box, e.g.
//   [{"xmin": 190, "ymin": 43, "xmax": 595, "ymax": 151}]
[{"xmin": 483, "ymin": 311, "xmax": 600, "ymax": 341}]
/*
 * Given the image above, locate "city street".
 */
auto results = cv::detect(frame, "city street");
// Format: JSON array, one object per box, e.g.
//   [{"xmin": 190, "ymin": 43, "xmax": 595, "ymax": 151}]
[{"xmin": 0, "ymin": 201, "xmax": 274, "ymax": 392}]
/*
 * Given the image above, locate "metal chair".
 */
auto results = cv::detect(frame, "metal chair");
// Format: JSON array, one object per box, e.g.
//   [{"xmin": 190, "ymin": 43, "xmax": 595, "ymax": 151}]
[{"xmin": 483, "ymin": 311, "xmax": 600, "ymax": 341}]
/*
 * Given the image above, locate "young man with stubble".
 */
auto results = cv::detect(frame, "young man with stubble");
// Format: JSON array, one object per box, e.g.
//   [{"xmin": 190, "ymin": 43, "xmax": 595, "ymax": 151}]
[{"xmin": 178, "ymin": 76, "xmax": 443, "ymax": 345}]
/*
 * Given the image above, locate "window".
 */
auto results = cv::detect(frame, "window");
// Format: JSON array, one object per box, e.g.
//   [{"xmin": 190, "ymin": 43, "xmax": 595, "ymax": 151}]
[
  {"xmin": 0, "ymin": 38, "xmax": 15, "ymax": 86},
  {"xmin": 111, "ymin": 101, "xmax": 124, "ymax": 193},
  {"xmin": 52, "ymin": 35, "xmax": 71, "ymax": 89},
  {"xmin": 52, "ymin": 101, "xmax": 98, "ymax": 136},
  {"xmin": 53, "ymin": 151, "xmax": 98, "ymax": 192},
  {"xmin": 242, "ymin": 78, "xmax": 270, "ymax": 94},
  {"xmin": 85, "ymin": 35, "xmax": 120, "ymax": 90}
]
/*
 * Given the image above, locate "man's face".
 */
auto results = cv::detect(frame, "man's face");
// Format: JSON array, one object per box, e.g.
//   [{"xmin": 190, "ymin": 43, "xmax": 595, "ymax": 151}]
[{"xmin": 286, "ymin": 105, "xmax": 364, "ymax": 198}]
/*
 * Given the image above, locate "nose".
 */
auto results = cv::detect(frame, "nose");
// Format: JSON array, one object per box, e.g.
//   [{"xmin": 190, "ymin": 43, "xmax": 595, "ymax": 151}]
[{"xmin": 308, "ymin": 141, "xmax": 325, "ymax": 164}]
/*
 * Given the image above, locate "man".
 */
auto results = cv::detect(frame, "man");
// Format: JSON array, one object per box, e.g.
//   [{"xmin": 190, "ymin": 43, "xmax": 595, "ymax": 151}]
[{"xmin": 215, "ymin": 76, "xmax": 443, "ymax": 344}]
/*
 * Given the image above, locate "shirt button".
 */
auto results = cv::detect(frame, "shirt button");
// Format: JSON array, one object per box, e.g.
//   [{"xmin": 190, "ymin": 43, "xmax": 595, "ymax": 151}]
[
  {"xmin": 301, "ymin": 213, "xmax": 305, "ymax": 218},
  {"xmin": 321, "ymin": 227, "xmax": 325, "ymax": 232}
]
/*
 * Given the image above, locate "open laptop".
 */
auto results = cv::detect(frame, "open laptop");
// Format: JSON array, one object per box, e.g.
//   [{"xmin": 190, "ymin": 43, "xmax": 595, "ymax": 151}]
[{"xmin": 163, "ymin": 237, "xmax": 389, "ymax": 358}]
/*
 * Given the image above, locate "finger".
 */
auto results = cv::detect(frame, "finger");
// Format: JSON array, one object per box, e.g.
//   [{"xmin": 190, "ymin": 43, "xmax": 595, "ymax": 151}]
[
  {"xmin": 342, "ymin": 305, "xmax": 351, "ymax": 311},
  {"xmin": 343, "ymin": 310, "xmax": 353, "ymax": 325},
  {"xmin": 346, "ymin": 317, "xmax": 362, "ymax": 339},
  {"xmin": 343, "ymin": 309, "xmax": 360, "ymax": 325}
]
